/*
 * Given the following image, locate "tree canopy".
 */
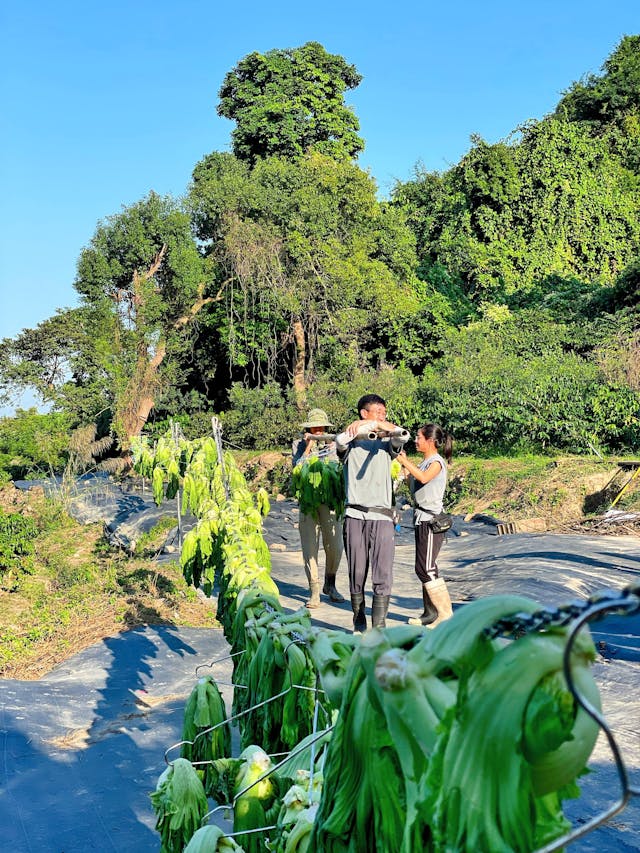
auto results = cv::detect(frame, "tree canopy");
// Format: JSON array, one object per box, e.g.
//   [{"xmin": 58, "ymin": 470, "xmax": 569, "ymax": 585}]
[
  {"xmin": 189, "ymin": 149, "xmax": 419, "ymax": 405},
  {"xmin": 2, "ymin": 37, "xmax": 640, "ymax": 463},
  {"xmin": 217, "ymin": 41, "xmax": 364, "ymax": 164}
]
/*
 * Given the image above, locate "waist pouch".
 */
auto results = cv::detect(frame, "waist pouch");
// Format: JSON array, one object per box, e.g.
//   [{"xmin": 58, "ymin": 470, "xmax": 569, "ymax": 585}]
[
  {"xmin": 417, "ymin": 507, "xmax": 453, "ymax": 534},
  {"xmin": 346, "ymin": 503, "xmax": 399, "ymax": 524}
]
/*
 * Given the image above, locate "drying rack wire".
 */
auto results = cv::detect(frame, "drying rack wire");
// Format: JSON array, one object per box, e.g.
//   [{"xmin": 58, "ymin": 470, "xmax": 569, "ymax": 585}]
[
  {"xmin": 164, "ymin": 637, "xmax": 331, "ymax": 768},
  {"xmin": 486, "ymin": 580, "xmax": 640, "ymax": 853},
  {"xmin": 203, "ymin": 722, "xmax": 333, "ymax": 837},
  {"xmin": 163, "ymin": 583, "xmax": 640, "ymax": 849},
  {"xmin": 191, "ymin": 635, "xmax": 331, "ymax": 842}
]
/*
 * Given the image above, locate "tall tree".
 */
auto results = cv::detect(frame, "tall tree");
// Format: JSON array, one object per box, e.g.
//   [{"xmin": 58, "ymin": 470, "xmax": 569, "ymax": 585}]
[
  {"xmin": 189, "ymin": 150, "xmax": 419, "ymax": 407},
  {"xmin": 1, "ymin": 193, "xmax": 215, "ymax": 450},
  {"xmin": 217, "ymin": 41, "xmax": 364, "ymax": 164},
  {"xmin": 74, "ymin": 192, "xmax": 217, "ymax": 446}
]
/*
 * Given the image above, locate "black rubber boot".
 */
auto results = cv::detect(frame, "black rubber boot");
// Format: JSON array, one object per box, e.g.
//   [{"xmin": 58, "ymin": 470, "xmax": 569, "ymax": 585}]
[
  {"xmin": 407, "ymin": 584, "xmax": 438, "ymax": 626},
  {"xmin": 323, "ymin": 574, "xmax": 345, "ymax": 603},
  {"xmin": 371, "ymin": 594, "xmax": 390, "ymax": 629},
  {"xmin": 350, "ymin": 593, "xmax": 367, "ymax": 633}
]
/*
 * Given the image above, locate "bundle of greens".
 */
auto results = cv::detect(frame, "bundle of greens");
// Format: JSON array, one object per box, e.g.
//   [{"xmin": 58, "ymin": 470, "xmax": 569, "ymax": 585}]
[
  {"xmin": 183, "ymin": 825, "xmax": 245, "ymax": 852},
  {"xmin": 241, "ymin": 609, "xmax": 327, "ymax": 754},
  {"xmin": 421, "ymin": 621, "xmax": 601, "ymax": 852},
  {"xmin": 269, "ymin": 771, "xmax": 323, "ymax": 853},
  {"xmin": 230, "ymin": 589, "xmax": 284, "ymax": 724},
  {"xmin": 291, "ymin": 457, "xmax": 345, "ymax": 520},
  {"xmin": 181, "ymin": 675, "xmax": 232, "ymax": 795},
  {"xmin": 206, "ymin": 746, "xmax": 281, "ymax": 853},
  {"xmin": 309, "ymin": 596, "xmax": 602, "ymax": 853},
  {"xmin": 131, "ymin": 430, "xmax": 202, "ymax": 505},
  {"xmin": 310, "ymin": 625, "xmax": 426, "ymax": 852},
  {"xmin": 182, "ymin": 459, "xmax": 273, "ymax": 606},
  {"xmin": 151, "ymin": 757, "xmax": 209, "ymax": 853},
  {"xmin": 306, "ymin": 626, "xmax": 390, "ymax": 710}
]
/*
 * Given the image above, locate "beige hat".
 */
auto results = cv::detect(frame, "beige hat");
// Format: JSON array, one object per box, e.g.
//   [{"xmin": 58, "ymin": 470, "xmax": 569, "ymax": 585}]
[{"xmin": 300, "ymin": 408, "xmax": 334, "ymax": 429}]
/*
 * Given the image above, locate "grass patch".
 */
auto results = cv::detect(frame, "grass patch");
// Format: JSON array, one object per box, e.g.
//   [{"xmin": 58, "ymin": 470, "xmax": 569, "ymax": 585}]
[
  {"xmin": 0, "ymin": 487, "xmax": 218, "ymax": 679},
  {"xmin": 395, "ymin": 451, "xmax": 640, "ymax": 523}
]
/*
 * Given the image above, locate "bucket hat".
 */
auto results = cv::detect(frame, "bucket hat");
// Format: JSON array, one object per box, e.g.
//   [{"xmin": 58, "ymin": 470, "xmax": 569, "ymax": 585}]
[{"xmin": 300, "ymin": 408, "xmax": 334, "ymax": 429}]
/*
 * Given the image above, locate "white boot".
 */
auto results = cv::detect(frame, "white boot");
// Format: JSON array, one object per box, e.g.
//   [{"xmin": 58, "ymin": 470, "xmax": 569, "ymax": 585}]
[{"xmin": 425, "ymin": 577, "xmax": 453, "ymax": 628}]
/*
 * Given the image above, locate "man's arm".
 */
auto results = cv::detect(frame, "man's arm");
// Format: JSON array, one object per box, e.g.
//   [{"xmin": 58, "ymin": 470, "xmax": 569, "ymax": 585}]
[{"xmin": 292, "ymin": 437, "xmax": 310, "ymax": 465}]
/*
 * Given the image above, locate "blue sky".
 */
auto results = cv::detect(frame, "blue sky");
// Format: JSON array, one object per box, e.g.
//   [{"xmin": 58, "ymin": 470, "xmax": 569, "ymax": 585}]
[{"xmin": 1, "ymin": 0, "xmax": 638, "ymax": 351}]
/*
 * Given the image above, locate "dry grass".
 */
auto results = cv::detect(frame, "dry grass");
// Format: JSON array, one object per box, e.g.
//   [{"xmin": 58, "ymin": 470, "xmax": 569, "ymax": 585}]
[
  {"xmin": 0, "ymin": 485, "xmax": 218, "ymax": 680},
  {"xmin": 446, "ymin": 454, "xmax": 640, "ymax": 527}
]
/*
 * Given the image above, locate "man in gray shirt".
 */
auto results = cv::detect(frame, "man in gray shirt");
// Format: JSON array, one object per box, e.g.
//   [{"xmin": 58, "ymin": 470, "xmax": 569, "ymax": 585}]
[{"xmin": 335, "ymin": 394, "xmax": 408, "ymax": 631}]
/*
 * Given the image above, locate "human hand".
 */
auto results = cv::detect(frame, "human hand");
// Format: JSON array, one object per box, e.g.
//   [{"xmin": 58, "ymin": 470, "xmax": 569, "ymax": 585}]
[{"xmin": 345, "ymin": 419, "xmax": 375, "ymax": 438}]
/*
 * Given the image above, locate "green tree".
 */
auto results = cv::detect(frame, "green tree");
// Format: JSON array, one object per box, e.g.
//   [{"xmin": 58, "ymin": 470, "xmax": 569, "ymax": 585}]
[
  {"xmin": 189, "ymin": 150, "xmax": 420, "ymax": 406},
  {"xmin": 0, "ymin": 309, "xmax": 105, "ymax": 421},
  {"xmin": 555, "ymin": 35, "xmax": 640, "ymax": 130},
  {"xmin": 217, "ymin": 41, "xmax": 364, "ymax": 164},
  {"xmin": 0, "ymin": 409, "xmax": 72, "ymax": 480},
  {"xmin": 74, "ymin": 192, "xmax": 216, "ymax": 446},
  {"xmin": 1, "ymin": 193, "xmax": 214, "ymax": 451}
]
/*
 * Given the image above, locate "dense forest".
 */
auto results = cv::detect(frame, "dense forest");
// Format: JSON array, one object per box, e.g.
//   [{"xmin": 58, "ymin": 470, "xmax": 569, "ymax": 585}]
[{"xmin": 1, "ymin": 36, "xmax": 640, "ymax": 477}]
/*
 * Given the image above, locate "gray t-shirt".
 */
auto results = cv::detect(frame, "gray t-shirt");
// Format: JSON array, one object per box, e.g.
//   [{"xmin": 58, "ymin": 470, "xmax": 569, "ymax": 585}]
[
  {"xmin": 412, "ymin": 453, "xmax": 447, "ymax": 525},
  {"xmin": 336, "ymin": 435, "xmax": 401, "ymax": 522}
]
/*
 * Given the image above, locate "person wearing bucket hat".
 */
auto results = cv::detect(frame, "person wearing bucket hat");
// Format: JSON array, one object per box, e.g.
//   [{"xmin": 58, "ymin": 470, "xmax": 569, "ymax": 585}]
[{"xmin": 292, "ymin": 408, "xmax": 345, "ymax": 608}]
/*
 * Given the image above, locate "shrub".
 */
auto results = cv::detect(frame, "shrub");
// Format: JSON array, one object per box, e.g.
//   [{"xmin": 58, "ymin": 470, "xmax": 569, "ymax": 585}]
[
  {"xmin": 417, "ymin": 317, "xmax": 640, "ymax": 454},
  {"xmin": 0, "ymin": 409, "xmax": 71, "ymax": 480},
  {"xmin": 221, "ymin": 382, "xmax": 299, "ymax": 449},
  {"xmin": 0, "ymin": 510, "xmax": 39, "ymax": 590}
]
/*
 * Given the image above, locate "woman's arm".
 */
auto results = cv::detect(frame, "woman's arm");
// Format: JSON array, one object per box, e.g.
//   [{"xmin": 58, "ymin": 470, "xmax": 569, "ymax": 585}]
[{"xmin": 397, "ymin": 451, "xmax": 442, "ymax": 484}]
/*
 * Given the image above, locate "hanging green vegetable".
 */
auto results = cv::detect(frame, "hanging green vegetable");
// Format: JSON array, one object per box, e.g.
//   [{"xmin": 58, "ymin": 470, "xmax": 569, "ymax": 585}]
[
  {"xmin": 181, "ymin": 674, "xmax": 232, "ymax": 795},
  {"xmin": 151, "ymin": 757, "xmax": 209, "ymax": 853},
  {"xmin": 291, "ymin": 457, "xmax": 345, "ymax": 520},
  {"xmin": 183, "ymin": 825, "xmax": 245, "ymax": 852}
]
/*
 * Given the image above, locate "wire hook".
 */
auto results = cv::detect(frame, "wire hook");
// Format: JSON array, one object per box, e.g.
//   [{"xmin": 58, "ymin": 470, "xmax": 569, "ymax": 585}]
[{"xmin": 533, "ymin": 587, "xmax": 640, "ymax": 853}]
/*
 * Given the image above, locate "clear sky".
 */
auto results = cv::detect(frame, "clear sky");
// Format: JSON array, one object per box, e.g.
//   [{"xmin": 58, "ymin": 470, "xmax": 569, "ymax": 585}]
[{"xmin": 1, "ymin": 0, "xmax": 638, "ymax": 348}]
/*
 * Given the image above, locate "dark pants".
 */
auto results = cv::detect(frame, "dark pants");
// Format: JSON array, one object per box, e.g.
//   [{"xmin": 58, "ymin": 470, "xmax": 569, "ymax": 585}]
[
  {"xmin": 414, "ymin": 523, "xmax": 445, "ymax": 584},
  {"xmin": 343, "ymin": 516, "xmax": 395, "ymax": 596}
]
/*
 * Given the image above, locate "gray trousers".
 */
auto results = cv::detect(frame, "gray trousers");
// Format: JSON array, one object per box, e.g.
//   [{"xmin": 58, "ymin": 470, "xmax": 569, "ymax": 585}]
[
  {"xmin": 343, "ymin": 516, "xmax": 395, "ymax": 596},
  {"xmin": 298, "ymin": 505, "xmax": 343, "ymax": 586}
]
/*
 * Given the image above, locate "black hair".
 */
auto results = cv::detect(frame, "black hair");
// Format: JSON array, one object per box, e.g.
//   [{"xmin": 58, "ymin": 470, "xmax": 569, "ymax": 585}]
[
  {"xmin": 418, "ymin": 423, "xmax": 453, "ymax": 463},
  {"xmin": 357, "ymin": 393, "xmax": 386, "ymax": 415}
]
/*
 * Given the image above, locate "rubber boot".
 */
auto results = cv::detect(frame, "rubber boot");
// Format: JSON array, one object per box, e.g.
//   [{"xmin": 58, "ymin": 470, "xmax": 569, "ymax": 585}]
[
  {"xmin": 407, "ymin": 583, "xmax": 438, "ymax": 626},
  {"xmin": 351, "ymin": 593, "xmax": 367, "ymax": 633},
  {"xmin": 371, "ymin": 594, "xmax": 390, "ymax": 629},
  {"xmin": 322, "ymin": 574, "xmax": 345, "ymax": 603},
  {"xmin": 306, "ymin": 582, "xmax": 321, "ymax": 609},
  {"xmin": 424, "ymin": 577, "xmax": 453, "ymax": 628}
]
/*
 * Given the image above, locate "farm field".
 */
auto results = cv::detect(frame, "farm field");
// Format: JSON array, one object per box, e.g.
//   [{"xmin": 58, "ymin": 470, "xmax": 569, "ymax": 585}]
[{"xmin": 0, "ymin": 469, "xmax": 638, "ymax": 852}]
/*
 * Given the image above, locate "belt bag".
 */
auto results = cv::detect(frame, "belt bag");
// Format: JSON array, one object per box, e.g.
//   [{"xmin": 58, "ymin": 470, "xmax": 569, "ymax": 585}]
[
  {"xmin": 417, "ymin": 507, "xmax": 453, "ymax": 534},
  {"xmin": 346, "ymin": 503, "xmax": 399, "ymax": 524}
]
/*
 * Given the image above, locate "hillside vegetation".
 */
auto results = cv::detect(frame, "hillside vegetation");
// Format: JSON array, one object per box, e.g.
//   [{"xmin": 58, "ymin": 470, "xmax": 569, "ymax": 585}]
[
  {"xmin": 0, "ymin": 485, "xmax": 216, "ymax": 680},
  {"xmin": 0, "ymin": 36, "xmax": 639, "ymax": 470}
]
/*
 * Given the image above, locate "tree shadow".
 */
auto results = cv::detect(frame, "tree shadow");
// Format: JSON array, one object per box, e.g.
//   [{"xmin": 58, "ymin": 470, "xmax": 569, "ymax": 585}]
[
  {"xmin": 0, "ymin": 622, "xmax": 229, "ymax": 851},
  {"xmin": 583, "ymin": 484, "xmax": 620, "ymax": 515}
]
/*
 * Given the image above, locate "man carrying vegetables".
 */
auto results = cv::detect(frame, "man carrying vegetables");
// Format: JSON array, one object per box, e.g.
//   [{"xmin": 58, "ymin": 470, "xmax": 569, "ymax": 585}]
[
  {"xmin": 292, "ymin": 408, "xmax": 346, "ymax": 608},
  {"xmin": 336, "ymin": 394, "xmax": 409, "ymax": 631}
]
